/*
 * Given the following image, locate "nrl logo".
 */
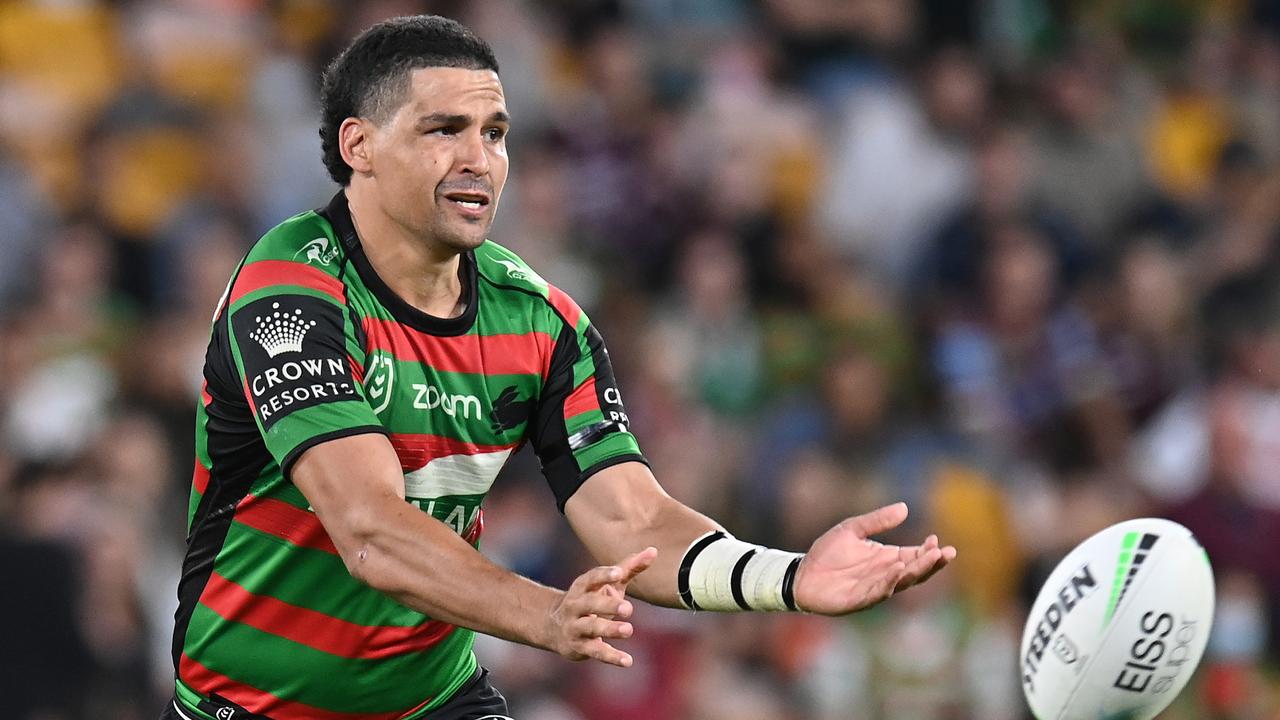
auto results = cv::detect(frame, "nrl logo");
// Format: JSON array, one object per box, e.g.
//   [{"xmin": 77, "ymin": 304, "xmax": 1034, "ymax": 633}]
[
  {"xmin": 249, "ymin": 302, "xmax": 318, "ymax": 358},
  {"xmin": 494, "ymin": 259, "xmax": 545, "ymax": 286},
  {"xmin": 294, "ymin": 237, "xmax": 340, "ymax": 266}
]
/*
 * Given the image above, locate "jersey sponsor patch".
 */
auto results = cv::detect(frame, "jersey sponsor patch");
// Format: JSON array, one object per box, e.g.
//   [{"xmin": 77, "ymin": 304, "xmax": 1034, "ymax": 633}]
[{"xmin": 232, "ymin": 295, "xmax": 360, "ymax": 429}]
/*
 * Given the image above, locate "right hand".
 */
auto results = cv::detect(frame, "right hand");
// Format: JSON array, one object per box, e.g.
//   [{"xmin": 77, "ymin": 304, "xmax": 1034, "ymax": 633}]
[{"xmin": 547, "ymin": 547, "xmax": 657, "ymax": 667}]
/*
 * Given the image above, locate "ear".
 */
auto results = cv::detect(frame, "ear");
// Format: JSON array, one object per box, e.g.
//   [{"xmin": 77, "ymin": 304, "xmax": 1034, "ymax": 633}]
[{"xmin": 339, "ymin": 117, "xmax": 374, "ymax": 177}]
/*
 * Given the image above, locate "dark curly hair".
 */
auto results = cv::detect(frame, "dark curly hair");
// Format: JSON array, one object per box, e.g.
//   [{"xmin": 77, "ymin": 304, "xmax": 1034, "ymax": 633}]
[{"xmin": 319, "ymin": 15, "xmax": 499, "ymax": 185}]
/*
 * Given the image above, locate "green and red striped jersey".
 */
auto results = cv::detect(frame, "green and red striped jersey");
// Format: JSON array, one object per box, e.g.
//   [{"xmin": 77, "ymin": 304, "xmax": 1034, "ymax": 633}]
[{"xmin": 171, "ymin": 191, "xmax": 644, "ymax": 719}]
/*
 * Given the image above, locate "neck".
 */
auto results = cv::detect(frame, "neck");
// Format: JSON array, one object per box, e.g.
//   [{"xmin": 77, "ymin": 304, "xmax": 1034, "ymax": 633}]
[{"xmin": 346, "ymin": 184, "xmax": 465, "ymax": 318}]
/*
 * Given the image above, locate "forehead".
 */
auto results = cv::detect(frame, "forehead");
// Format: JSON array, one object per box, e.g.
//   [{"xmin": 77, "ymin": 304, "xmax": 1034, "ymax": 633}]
[{"xmin": 397, "ymin": 67, "xmax": 505, "ymax": 115}]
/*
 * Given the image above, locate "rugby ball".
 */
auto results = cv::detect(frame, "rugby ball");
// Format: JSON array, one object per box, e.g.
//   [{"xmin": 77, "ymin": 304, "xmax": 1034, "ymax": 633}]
[{"xmin": 1020, "ymin": 518, "xmax": 1215, "ymax": 720}]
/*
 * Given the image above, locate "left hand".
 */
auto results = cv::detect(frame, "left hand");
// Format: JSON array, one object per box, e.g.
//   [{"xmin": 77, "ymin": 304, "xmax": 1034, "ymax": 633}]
[{"xmin": 793, "ymin": 502, "xmax": 956, "ymax": 615}]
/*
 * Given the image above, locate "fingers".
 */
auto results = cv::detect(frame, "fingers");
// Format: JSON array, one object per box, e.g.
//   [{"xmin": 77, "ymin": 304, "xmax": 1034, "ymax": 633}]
[
  {"xmin": 575, "ymin": 547, "xmax": 658, "ymax": 593},
  {"xmin": 615, "ymin": 546, "xmax": 658, "ymax": 585},
  {"xmin": 843, "ymin": 502, "xmax": 909, "ymax": 539},
  {"xmin": 893, "ymin": 537, "xmax": 957, "ymax": 592},
  {"xmin": 556, "ymin": 550, "xmax": 657, "ymax": 668},
  {"xmin": 561, "ymin": 593, "xmax": 636, "ymax": 667},
  {"xmin": 572, "ymin": 588, "xmax": 634, "ymax": 619},
  {"xmin": 916, "ymin": 544, "xmax": 956, "ymax": 584},
  {"xmin": 572, "ymin": 614, "xmax": 634, "ymax": 641},
  {"xmin": 864, "ymin": 560, "xmax": 907, "ymax": 605},
  {"xmin": 895, "ymin": 534, "xmax": 938, "ymax": 564},
  {"xmin": 574, "ymin": 637, "xmax": 634, "ymax": 668},
  {"xmin": 576, "ymin": 564, "xmax": 626, "ymax": 591}
]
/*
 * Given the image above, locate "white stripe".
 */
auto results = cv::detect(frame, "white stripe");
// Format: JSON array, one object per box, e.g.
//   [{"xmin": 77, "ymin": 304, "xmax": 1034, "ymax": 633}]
[
  {"xmin": 172, "ymin": 700, "xmax": 198, "ymax": 720},
  {"xmin": 403, "ymin": 448, "xmax": 513, "ymax": 498}
]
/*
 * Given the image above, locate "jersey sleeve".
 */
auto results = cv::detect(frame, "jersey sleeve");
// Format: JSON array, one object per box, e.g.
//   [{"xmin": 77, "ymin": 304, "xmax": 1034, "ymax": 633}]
[
  {"xmin": 224, "ymin": 258, "xmax": 385, "ymax": 476},
  {"xmin": 530, "ymin": 287, "xmax": 646, "ymax": 510}
]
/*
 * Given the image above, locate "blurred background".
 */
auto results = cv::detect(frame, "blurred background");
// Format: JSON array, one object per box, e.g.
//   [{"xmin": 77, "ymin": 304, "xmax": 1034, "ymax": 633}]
[{"xmin": 1, "ymin": 0, "xmax": 1279, "ymax": 718}]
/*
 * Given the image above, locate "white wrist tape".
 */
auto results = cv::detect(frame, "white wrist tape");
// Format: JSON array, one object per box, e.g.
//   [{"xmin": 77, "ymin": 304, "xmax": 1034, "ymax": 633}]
[{"xmin": 677, "ymin": 530, "xmax": 803, "ymax": 611}]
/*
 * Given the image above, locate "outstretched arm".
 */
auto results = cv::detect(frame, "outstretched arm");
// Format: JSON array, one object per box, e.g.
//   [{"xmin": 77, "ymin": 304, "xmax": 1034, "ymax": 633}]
[
  {"xmin": 565, "ymin": 461, "xmax": 955, "ymax": 614},
  {"xmin": 565, "ymin": 461, "xmax": 722, "ymax": 606},
  {"xmin": 293, "ymin": 432, "xmax": 655, "ymax": 667}
]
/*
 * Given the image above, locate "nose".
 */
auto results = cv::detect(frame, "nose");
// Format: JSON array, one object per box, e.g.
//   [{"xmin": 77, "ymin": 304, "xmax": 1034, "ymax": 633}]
[{"xmin": 455, "ymin": 128, "xmax": 490, "ymax": 177}]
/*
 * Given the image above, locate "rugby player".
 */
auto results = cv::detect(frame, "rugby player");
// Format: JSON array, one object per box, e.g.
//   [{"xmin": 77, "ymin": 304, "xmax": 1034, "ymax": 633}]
[{"xmin": 164, "ymin": 15, "xmax": 955, "ymax": 720}]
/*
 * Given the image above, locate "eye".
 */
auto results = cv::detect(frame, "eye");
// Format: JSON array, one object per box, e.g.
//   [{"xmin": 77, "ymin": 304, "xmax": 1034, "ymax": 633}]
[
  {"xmin": 427, "ymin": 126, "xmax": 457, "ymax": 136},
  {"xmin": 485, "ymin": 127, "xmax": 507, "ymax": 142}
]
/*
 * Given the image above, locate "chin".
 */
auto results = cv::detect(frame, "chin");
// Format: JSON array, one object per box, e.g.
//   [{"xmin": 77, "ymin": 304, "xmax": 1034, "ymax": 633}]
[
  {"xmin": 429, "ymin": 219, "xmax": 491, "ymax": 252},
  {"xmin": 439, "ymin": 230, "xmax": 489, "ymax": 252}
]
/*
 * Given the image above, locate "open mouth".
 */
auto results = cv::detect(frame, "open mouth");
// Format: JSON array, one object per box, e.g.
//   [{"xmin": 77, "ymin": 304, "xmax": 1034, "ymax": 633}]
[{"xmin": 444, "ymin": 191, "xmax": 491, "ymax": 212}]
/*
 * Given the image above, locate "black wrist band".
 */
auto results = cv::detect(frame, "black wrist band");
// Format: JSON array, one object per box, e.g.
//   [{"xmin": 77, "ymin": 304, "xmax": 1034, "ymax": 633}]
[
  {"xmin": 677, "ymin": 530, "xmax": 726, "ymax": 611},
  {"xmin": 781, "ymin": 555, "xmax": 802, "ymax": 612},
  {"xmin": 729, "ymin": 548, "xmax": 759, "ymax": 611}
]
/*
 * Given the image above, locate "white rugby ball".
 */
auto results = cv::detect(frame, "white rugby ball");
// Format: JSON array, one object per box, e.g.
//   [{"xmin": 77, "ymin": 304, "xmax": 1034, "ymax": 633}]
[{"xmin": 1020, "ymin": 518, "xmax": 1215, "ymax": 720}]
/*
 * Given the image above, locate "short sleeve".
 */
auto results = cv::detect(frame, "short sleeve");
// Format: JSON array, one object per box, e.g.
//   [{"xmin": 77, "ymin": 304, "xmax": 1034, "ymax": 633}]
[
  {"xmin": 225, "ymin": 259, "xmax": 385, "ymax": 475},
  {"xmin": 529, "ymin": 289, "xmax": 646, "ymax": 510}
]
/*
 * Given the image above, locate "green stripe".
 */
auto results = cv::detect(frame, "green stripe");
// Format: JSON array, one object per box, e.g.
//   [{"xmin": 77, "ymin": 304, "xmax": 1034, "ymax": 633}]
[
  {"xmin": 567, "ymin": 408, "xmax": 606, "ymax": 432},
  {"xmin": 218, "ymin": 521, "xmax": 428, "ymax": 625},
  {"xmin": 343, "ymin": 305, "xmax": 368, "ymax": 368},
  {"xmin": 262, "ymin": 401, "xmax": 383, "ymax": 468},
  {"xmin": 474, "ymin": 310, "xmax": 562, "ymax": 337},
  {"xmin": 242, "ymin": 210, "xmax": 333, "ymax": 263},
  {"xmin": 347, "ymin": 309, "xmax": 563, "ymax": 349},
  {"xmin": 194, "ymin": 402, "xmax": 212, "ymax": 468},
  {"xmin": 340, "ymin": 260, "xmax": 560, "ymax": 339},
  {"xmin": 336, "ymin": 256, "xmax": 375, "ymax": 304},
  {"xmin": 572, "ymin": 338, "xmax": 596, "ymax": 386},
  {"xmin": 187, "ymin": 487, "xmax": 203, "ymax": 529},
  {"xmin": 185, "ymin": 603, "xmax": 475, "ymax": 713},
  {"xmin": 189, "ymin": 402, "xmax": 210, "ymax": 528},
  {"xmin": 405, "ymin": 493, "xmax": 485, "ymax": 518},
  {"xmin": 377, "ymin": 365, "xmax": 540, "ymax": 442},
  {"xmin": 471, "ymin": 286, "xmax": 562, "ymax": 336},
  {"xmin": 174, "ymin": 680, "xmax": 217, "ymax": 720},
  {"xmin": 574, "ymin": 433, "xmax": 643, "ymax": 471},
  {"xmin": 229, "ymin": 284, "xmax": 343, "ymax": 314},
  {"xmin": 1104, "ymin": 531, "xmax": 1139, "ymax": 626},
  {"xmin": 219, "ymin": 492, "xmax": 483, "ymax": 626},
  {"xmin": 177, "ymin": 654, "xmax": 477, "ymax": 720},
  {"xmin": 249, "ymin": 475, "xmax": 308, "ymax": 509}
]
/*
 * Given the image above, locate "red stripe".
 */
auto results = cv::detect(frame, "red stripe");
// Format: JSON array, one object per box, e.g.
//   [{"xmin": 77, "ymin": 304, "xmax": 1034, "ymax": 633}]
[
  {"xmin": 179, "ymin": 653, "xmax": 433, "ymax": 720},
  {"xmin": 363, "ymin": 319, "xmax": 555, "ymax": 379},
  {"xmin": 229, "ymin": 260, "xmax": 345, "ymax": 305},
  {"xmin": 348, "ymin": 354, "xmax": 364, "ymax": 384},
  {"xmin": 547, "ymin": 284, "xmax": 582, "ymax": 328},
  {"xmin": 193, "ymin": 458, "xmax": 210, "ymax": 495},
  {"xmin": 564, "ymin": 376, "xmax": 599, "ymax": 419},
  {"xmin": 388, "ymin": 433, "xmax": 517, "ymax": 473},
  {"xmin": 200, "ymin": 571, "xmax": 456, "ymax": 660},
  {"xmin": 242, "ymin": 378, "xmax": 256, "ymax": 415},
  {"xmin": 200, "ymin": 379, "xmax": 211, "ymax": 407},
  {"xmin": 462, "ymin": 507, "xmax": 484, "ymax": 545},
  {"xmin": 235, "ymin": 496, "xmax": 338, "ymax": 555}
]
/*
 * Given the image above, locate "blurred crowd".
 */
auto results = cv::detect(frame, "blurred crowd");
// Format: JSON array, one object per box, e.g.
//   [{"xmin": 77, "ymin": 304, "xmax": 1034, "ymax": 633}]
[{"xmin": 2, "ymin": 0, "xmax": 1280, "ymax": 718}]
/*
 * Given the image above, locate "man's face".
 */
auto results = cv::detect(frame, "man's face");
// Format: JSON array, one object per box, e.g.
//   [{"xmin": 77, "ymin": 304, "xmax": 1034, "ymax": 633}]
[{"xmin": 364, "ymin": 67, "xmax": 509, "ymax": 252}]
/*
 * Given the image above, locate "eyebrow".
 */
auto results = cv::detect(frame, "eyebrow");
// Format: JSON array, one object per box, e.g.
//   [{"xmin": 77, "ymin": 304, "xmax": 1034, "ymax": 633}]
[{"xmin": 415, "ymin": 111, "xmax": 511, "ymax": 127}]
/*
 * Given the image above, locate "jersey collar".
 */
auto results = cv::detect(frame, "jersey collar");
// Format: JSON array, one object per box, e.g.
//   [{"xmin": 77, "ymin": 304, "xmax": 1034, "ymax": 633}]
[{"xmin": 320, "ymin": 190, "xmax": 479, "ymax": 337}]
